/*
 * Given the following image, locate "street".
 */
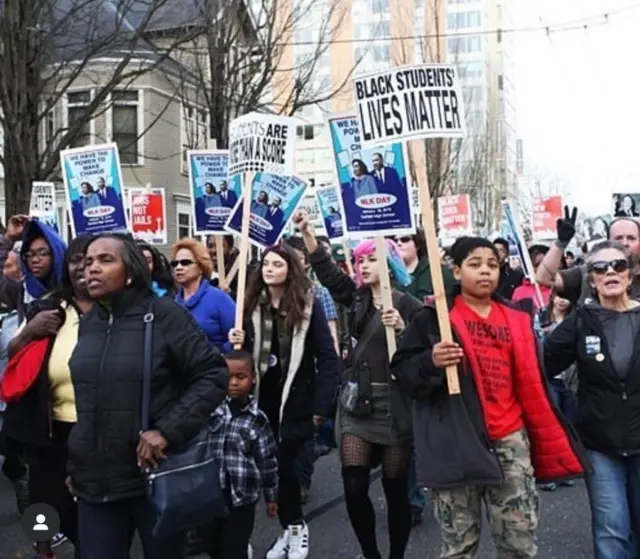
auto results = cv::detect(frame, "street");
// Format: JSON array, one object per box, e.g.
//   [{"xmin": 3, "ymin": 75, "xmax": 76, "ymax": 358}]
[{"xmin": 0, "ymin": 452, "xmax": 593, "ymax": 558}]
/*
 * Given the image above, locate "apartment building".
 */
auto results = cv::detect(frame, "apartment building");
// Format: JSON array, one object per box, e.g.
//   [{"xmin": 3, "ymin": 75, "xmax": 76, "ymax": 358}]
[
  {"xmin": 446, "ymin": 0, "xmax": 518, "ymax": 226},
  {"xmin": 278, "ymin": 0, "xmax": 444, "ymax": 192}
]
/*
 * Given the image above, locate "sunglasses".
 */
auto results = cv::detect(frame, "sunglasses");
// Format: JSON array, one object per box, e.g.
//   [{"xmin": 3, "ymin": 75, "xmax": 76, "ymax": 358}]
[
  {"xmin": 394, "ymin": 236, "xmax": 413, "ymax": 244},
  {"xmin": 588, "ymin": 259, "xmax": 629, "ymax": 274},
  {"xmin": 170, "ymin": 259, "xmax": 195, "ymax": 268}
]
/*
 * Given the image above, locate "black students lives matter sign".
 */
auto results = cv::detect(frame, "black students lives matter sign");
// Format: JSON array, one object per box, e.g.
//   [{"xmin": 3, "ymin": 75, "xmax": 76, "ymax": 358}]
[
  {"xmin": 353, "ymin": 64, "xmax": 466, "ymax": 148},
  {"xmin": 228, "ymin": 112, "xmax": 298, "ymax": 177}
]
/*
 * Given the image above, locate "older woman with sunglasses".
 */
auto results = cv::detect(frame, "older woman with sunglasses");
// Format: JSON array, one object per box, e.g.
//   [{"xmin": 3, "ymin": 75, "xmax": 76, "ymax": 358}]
[
  {"xmin": 544, "ymin": 240, "xmax": 640, "ymax": 559},
  {"xmin": 171, "ymin": 238, "xmax": 236, "ymax": 352}
]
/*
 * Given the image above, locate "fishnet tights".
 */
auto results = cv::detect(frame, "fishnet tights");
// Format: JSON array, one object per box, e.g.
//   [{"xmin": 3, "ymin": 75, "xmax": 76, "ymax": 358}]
[{"xmin": 341, "ymin": 433, "xmax": 410, "ymax": 478}]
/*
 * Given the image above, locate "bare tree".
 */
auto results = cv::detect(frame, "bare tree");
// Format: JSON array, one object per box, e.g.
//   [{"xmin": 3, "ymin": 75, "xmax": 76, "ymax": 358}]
[
  {"xmin": 160, "ymin": 0, "xmax": 364, "ymax": 151},
  {"xmin": 0, "ymin": 0, "xmax": 205, "ymax": 215}
]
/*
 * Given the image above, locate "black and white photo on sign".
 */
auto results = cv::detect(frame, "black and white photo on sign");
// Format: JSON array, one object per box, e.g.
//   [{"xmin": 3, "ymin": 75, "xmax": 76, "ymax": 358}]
[
  {"xmin": 612, "ymin": 193, "xmax": 640, "ymax": 217},
  {"xmin": 227, "ymin": 112, "xmax": 297, "ymax": 178},
  {"xmin": 578, "ymin": 214, "xmax": 611, "ymax": 245},
  {"xmin": 353, "ymin": 63, "xmax": 466, "ymax": 148}
]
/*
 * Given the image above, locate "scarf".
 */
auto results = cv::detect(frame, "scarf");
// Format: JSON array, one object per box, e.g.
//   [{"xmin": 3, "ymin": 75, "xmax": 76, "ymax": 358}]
[{"xmin": 257, "ymin": 291, "xmax": 293, "ymax": 379}]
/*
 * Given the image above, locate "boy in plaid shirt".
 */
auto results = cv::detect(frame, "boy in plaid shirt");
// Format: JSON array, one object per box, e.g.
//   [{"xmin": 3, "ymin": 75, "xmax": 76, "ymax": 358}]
[{"xmin": 204, "ymin": 350, "xmax": 279, "ymax": 559}]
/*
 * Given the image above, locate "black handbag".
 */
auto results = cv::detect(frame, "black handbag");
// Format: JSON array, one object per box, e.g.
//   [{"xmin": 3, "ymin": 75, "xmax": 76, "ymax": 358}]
[
  {"xmin": 338, "ymin": 312, "xmax": 381, "ymax": 418},
  {"xmin": 140, "ymin": 303, "xmax": 228, "ymax": 537}
]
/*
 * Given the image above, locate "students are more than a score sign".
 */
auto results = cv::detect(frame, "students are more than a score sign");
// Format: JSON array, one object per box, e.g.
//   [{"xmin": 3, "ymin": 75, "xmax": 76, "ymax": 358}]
[{"xmin": 353, "ymin": 64, "xmax": 465, "ymax": 148}]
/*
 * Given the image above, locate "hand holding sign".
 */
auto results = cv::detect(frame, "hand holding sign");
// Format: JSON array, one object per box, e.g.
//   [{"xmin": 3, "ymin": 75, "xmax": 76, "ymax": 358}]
[{"xmin": 432, "ymin": 341, "xmax": 464, "ymax": 369}]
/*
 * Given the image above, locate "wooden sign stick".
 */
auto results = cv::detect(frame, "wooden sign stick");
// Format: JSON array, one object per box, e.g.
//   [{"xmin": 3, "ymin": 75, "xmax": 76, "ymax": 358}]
[
  {"xmin": 375, "ymin": 236, "xmax": 397, "ymax": 360},
  {"xmin": 215, "ymin": 236, "xmax": 227, "ymax": 290},
  {"xmin": 233, "ymin": 171, "xmax": 254, "ymax": 348},
  {"xmin": 410, "ymin": 141, "xmax": 460, "ymax": 394}
]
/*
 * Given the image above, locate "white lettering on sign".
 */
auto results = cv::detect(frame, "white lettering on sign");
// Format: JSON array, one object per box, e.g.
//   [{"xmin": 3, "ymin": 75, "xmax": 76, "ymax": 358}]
[
  {"xmin": 353, "ymin": 64, "xmax": 466, "ymax": 147},
  {"xmin": 228, "ymin": 112, "xmax": 298, "ymax": 177}
]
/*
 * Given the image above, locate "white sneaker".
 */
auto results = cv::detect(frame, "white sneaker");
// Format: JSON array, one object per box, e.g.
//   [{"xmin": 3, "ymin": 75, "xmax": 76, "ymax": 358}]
[
  {"xmin": 265, "ymin": 530, "xmax": 289, "ymax": 559},
  {"xmin": 287, "ymin": 522, "xmax": 309, "ymax": 559},
  {"xmin": 247, "ymin": 543, "xmax": 253, "ymax": 559}
]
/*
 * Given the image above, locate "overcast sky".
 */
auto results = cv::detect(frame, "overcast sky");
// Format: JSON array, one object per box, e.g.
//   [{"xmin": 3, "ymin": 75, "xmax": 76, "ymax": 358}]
[{"xmin": 515, "ymin": 0, "xmax": 640, "ymax": 215}]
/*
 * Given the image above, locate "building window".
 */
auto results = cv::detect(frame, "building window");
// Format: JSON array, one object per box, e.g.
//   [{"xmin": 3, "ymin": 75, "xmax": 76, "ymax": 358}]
[
  {"xmin": 177, "ymin": 211, "xmax": 192, "ymax": 239},
  {"xmin": 181, "ymin": 104, "xmax": 208, "ymax": 173},
  {"xmin": 66, "ymin": 90, "xmax": 92, "ymax": 148},
  {"xmin": 110, "ymin": 91, "xmax": 141, "ymax": 165}
]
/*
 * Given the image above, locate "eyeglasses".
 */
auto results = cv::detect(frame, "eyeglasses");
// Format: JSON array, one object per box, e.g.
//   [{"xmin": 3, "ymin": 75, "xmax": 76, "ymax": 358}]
[
  {"xmin": 170, "ymin": 259, "xmax": 196, "ymax": 268},
  {"xmin": 394, "ymin": 236, "xmax": 413, "ymax": 244},
  {"xmin": 25, "ymin": 249, "xmax": 52, "ymax": 260},
  {"xmin": 588, "ymin": 259, "xmax": 629, "ymax": 274}
]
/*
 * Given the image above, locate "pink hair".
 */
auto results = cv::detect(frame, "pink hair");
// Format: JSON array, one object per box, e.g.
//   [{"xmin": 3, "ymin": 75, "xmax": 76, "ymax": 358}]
[{"xmin": 352, "ymin": 238, "xmax": 412, "ymax": 288}]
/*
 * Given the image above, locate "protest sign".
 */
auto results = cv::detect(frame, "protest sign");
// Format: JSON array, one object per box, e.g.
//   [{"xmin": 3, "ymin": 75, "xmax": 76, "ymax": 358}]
[
  {"xmin": 316, "ymin": 185, "xmax": 345, "ymax": 240},
  {"xmin": 353, "ymin": 64, "xmax": 465, "ymax": 148},
  {"xmin": 326, "ymin": 111, "xmax": 415, "ymax": 238},
  {"xmin": 579, "ymin": 214, "xmax": 611, "ymax": 249},
  {"xmin": 502, "ymin": 201, "xmax": 530, "ymax": 277},
  {"xmin": 188, "ymin": 150, "xmax": 242, "ymax": 234},
  {"xmin": 228, "ymin": 113, "xmax": 297, "ymax": 178},
  {"xmin": 612, "ymin": 193, "xmax": 640, "ymax": 217},
  {"xmin": 30, "ymin": 181, "xmax": 59, "ymax": 233},
  {"xmin": 438, "ymin": 194, "xmax": 472, "ymax": 246},
  {"xmin": 532, "ymin": 195, "xmax": 562, "ymax": 241},
  {"xmin": 60, "ymin": 143, "xmax": 127, "ymax": 236},
  {"xmin": 225, "ymin": 173, "xmax": 308, "ymax": 249},
  {"xmin": 295, "ymin": 193, "xmax": 324, "ymax": 236},
  {"xmin": 128, "ymin": 188, "xmax": 167, "ymax": 245}
]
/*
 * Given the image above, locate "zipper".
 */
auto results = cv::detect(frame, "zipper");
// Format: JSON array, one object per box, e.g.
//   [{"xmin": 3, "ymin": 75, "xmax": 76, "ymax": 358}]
[
  {"xmin": 146, "ymin": 456, "xmax": 218, "ymax": 481},
  {"xmin": 95, "ymin": 314, "xmax": 113, "ymax": 456}
]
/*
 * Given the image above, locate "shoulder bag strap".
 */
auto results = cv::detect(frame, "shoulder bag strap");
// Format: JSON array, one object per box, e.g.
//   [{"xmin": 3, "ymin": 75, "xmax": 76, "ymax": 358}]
[
  {"xmin": 141, "ymin": 302, "xmax": 155, "ymax": 432},
  {"xmin": 347, "ymin": 310, "xmax": 382, "ymax": 368}
]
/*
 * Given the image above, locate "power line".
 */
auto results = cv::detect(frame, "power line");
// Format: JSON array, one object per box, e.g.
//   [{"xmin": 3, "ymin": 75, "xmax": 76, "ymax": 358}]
[{"xmin": 274, "ymin": 1, "xmax": 640, "ymax": 47}]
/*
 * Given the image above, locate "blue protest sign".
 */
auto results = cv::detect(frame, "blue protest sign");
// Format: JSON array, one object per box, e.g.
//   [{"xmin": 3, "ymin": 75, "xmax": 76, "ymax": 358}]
[
  {"xmin": 187, "ymin": 150, "xmax": 242, "ymax": 234},
  {"xmin": 315, "ymin": 185, "xmax": 344, "ymax": 240},
  {"xmin": 60, "ymin": 143, "xmax": 128, "ymax": 236},
  {"xmin": 225, "ymin": 173, "xmax": 308, "ymax": 249},
  {"xmin": 326, "ymin": 112, "xmax": 415, "ymax": 238}
]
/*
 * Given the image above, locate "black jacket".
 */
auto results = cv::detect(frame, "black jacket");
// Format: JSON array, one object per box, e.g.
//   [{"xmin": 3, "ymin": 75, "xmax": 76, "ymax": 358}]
[
  {"xmin": 545, "ymin": 305, "xmax": 640, "ymax": 455},
  {"xmin": 391, "ymin": 289, "xmax": 589, "ymax": 488},
  {"xmin": 308, "ymin": 246, "xmax": 423, "ymax": 440},
  {"xmin": 497, "ymin": 264, "xmax": 524, "ymax": 300},
  {"xmin": 243, "ymin": 293, "xmax": 341, "ymax": 443},
  {"xmin": 67, "ymin": 290, "xmax": 228, "ymax": 503}
]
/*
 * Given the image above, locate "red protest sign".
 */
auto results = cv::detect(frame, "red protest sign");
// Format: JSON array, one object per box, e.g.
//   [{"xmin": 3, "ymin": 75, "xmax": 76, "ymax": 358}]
[
  {"xmin": 437, "ymin": 194, "xmax": 472, "ymax": 243},
  {"xmin": 129, "ymin": 188, "xmax": 167, "ymax": 245},
  {"xmin": 532, "ymin": 196, "xmax": 562, "ymax": 241}
]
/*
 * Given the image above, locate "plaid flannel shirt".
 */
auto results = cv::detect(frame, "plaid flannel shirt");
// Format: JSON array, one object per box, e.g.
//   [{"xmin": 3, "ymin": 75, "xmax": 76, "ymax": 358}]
[
  {"xmin": 313, "ymin": 283, "xmax": 338, "ymax": 321},
  {"xmin": 210, "ymin": 396, "xmax": 279, "ymax": 507}
]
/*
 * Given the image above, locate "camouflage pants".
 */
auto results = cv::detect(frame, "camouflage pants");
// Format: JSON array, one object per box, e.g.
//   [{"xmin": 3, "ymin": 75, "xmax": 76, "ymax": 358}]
[{"xmin": 433, "ymin": 429, "xmax": 540, "ymax": 559}]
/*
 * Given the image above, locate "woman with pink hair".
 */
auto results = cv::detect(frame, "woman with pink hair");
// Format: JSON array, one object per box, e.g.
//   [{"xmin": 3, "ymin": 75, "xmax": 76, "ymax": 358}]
[{"xmin": 294, "ymin": 210, "xmax": 423, "ymax": 559}]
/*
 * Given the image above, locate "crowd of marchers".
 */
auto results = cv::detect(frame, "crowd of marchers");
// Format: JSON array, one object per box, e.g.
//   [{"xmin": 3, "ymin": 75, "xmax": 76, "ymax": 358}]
[{"xmin": 0, "ymin": 206, "xmax": 638, "ymax": 559}]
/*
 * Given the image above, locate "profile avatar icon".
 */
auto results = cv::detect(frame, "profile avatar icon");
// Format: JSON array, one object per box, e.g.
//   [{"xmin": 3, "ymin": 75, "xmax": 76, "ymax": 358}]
[
  {"xmin": 21, "ymin": 502, "xmax": 60, "ymax": 542},
  {"xmin": 33, "ymin": 514, "xmax": 49, "ymax": 531}
]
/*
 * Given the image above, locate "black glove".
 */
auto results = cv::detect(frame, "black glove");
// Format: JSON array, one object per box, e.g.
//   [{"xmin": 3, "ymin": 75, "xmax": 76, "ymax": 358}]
[{"xmin": 556, "ymin": 206, "xmax": 578, "ymax": 245}]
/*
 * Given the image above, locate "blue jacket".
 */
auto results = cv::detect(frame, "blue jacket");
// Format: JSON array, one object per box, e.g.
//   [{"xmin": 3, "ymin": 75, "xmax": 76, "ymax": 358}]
[
  {"xmin": 175, "ymin": 279, "xmax": 235, "ymax": 352},
  {"xmin": 20, "ymin": 219, "xmax": 67, "ymax": 299}
]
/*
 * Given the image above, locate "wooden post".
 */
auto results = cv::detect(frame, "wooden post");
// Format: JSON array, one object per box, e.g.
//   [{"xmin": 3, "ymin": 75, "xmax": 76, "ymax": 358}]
[
  {"xmin": 233, "ymin": 172, "xmax": 254, "ymax": 348},
  {"xmin": 410, "ymin": 141, "xmax": 460, "ymax": 395},
  {"xmin": 375, "ymin": 236, "xmax": 397, "ymax": 360},
  {"xmin": 215, "ymin": 236, "xmax": 227, "ymax": 290}
]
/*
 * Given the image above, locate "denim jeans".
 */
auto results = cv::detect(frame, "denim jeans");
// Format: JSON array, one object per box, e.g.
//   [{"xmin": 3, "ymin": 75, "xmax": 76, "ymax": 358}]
[
  {"xmin": 585, "ymin": 450, "xmax": 640, "ymax": 559},
  {"xmin": 408, "ymin": 452, "xmax": 426, "ymax": 512},
  {"xmin": 548, "ymin": 378, "xmax": 577, "ymax": 423},
  {"xmin": 77, "ymin": 496, "xmax": 185, "ymax": 559}
]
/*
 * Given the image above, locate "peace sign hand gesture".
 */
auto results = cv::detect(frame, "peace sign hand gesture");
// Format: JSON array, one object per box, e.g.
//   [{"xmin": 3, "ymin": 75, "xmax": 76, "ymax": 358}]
[{"xmin": 557, "ymin": 206, "xmax": 578, "ymax": 244}]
